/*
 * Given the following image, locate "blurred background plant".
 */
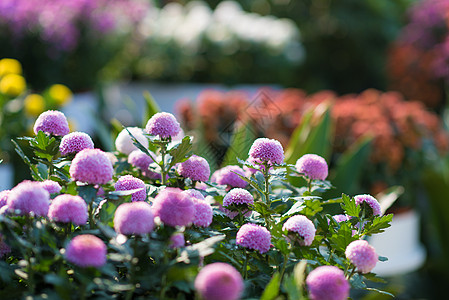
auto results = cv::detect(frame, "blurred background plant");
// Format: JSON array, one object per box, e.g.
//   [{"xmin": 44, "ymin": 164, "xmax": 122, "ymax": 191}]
[
  {"xmin": 0, "ymin": 58, "xmax": 72, "ymax": 183},
  {"xmin": 0, "ymin": 0, "xmax": 150, "ymax": 91}
]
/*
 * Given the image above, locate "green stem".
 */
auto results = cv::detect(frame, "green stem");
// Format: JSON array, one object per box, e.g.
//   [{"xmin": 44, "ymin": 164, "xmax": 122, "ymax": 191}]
[
  {"xmin": 358, "ymin": 209, "xmax": 365, "ymax": 236},
  {"xmin": 126, "ymin": 237, "xmax": 139, "ymax": 300},
  {"xmin": 307, "ymin": 178, "xmax": 312, "ymax": 193},
  {"xmin": 160, "ymin": 143, "xmax": 167, "ymax": 186},
  {"xmin": 88, "ymin": 202, "xmax": 94, "ymax": 229},
  {"xmin": 327, "ymin": 248, "xmax": 334, "ymax": 263},
  {"xmin": 280, "ymin": 253, "xmax": 288, "ymax": 280},
  {"xmin": 346, "ymin": 266, "xmax": 357, "ymax": 280},
  {"xmin": 243, "ymin": 250, "xmax": 249, "ymax": 279},
  {"xmin": 263, "ymin": 161, "xmax": 270, "ymax": 205}
]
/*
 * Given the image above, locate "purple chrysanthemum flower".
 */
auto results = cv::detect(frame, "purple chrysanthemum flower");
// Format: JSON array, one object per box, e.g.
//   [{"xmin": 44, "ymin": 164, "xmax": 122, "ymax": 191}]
[
  {"xmin": 33, "ymin": 110, "xmax": 70, "ymax": 136},
  {"xmin": 48, "ymin": 194, "xmax": 88, "ymax": 225},
  {"xmin": 7, "ymin": 181, "xmax": 50, "ymax": 216},
  {"xmin": 331, "ymin": 214, "xmax": 350, "ymax": 223},
  {"xmin": 169, "ymin": 233, "xmax": 185, "ymax": 249},
  {"xmin": 115, "ymin": 127, "xmax": 148, "ymax": 155},
  {"xmin": 65, "ymin": 234, "xmax": 107, "ymax": 268},
  {"xmin": 114, "ymin": 202, "xmax": 154, "ymax": 235},
  {"xmin": 192, "ymin": 200, "xmax": 213, "ymax": 227},
  {"xmin": 0, "ymin": 234, "xmax": 11, "ymax": 258},
  {"xmin": 128, "ymin": 150, "xmax": 160, "ymax": 179},
  {"xmin": 0, "ymin": 190, "xmax": 10, "ymax": 208},
  {"xmin": 248, "ymin": 138, "xmax": 284, "ymax": 165},
  {"xmin": 177, "ymin": 155, "xmax": 210, "ymax": 182},
  {"xmin": 236, "ymin": 223, "xmax": 271, "ymax": 254},
  {"xmin": 69, "ymin": 149, "xmax": 113, "ymax": 185},
  {"xmin": 182, "ymin": 189, "xmax": 205, "ymax": 201},
  {"xmin": 283, "ymin": 215, "xmax": 316, "ymax": 246},
  {"xmin": 60, "ymin": 132, "xmax": 94, "ymax": 156},
  {"xmin": 194, "ymin": 262, "xmax": 244, "ymax": 300},
  {"xmin": 354, "ymin": 194, "xmax": 382, "ymax": 217},
  {"xmin": 306, "ymin": 266, "xmax": 350, "ymax": 300},
  {"xmin": 145, "ymin": 112, "xmax": 181, "ymax": 139},
  {"xmin": 40, "ymin": 180, "xmax": 62, "ymax": 195},
  {"xmin": 114, "ymin": 175, "xmax": 146, "ymax": 202},
  {"xmin": 295, "ymin": 154, "xmax": 329, "ymax": 180},
  {"xmin": 152, "ymin": 188, "xmax": 195, "ymax": 227},
  {"xmin": 212, "ymin": 165, "xmax": 248, "ymax": 188},
  {"xmin": 223, "ymin": 188, "xmax": 254, "ymax": 206},
  {"xmin": 345, "ymin": 240, "xmax": 378, "ymax": 274}
]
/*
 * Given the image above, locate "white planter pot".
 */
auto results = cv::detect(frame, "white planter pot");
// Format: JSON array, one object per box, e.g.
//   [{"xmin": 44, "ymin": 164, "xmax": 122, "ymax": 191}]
[
  {"xmin": 0, "ymin": 163, "xmax": 14, "ymax": 191},
  {"xmin": 369, "ymin": 209, "xmax": 426, "ymax": 277}
]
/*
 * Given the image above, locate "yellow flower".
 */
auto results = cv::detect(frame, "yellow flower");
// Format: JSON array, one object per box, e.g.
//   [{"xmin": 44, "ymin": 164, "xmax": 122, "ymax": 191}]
[
  {"xmin": 24, "ymin": 94, "xmax": 45, "ymax": 116},
  {"xmin": 0, "ymin": 58, "xmax": 22, "ymax": 77},
  {"xmin": 49, "ymin": 84, "xmax": 72, "ymax": 106},
  {"xmin": 0, "ymin": 74, "xmax": 26, "ymax": 97}
]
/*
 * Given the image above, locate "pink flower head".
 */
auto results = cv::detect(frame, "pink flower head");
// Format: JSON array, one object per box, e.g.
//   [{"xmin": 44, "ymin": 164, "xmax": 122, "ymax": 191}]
[
  {"xmin": 169, "ymin": 233, "xmax": 185, "ymax": 249},
  {"xmin": 354, "ymin": 194, "xmax": 382, "ymax": 217},
  {"xmin": 33, "ymin": 110, "xmax": 70, "ymax": 136},
  {"xmin": 114, "ymin": 175, "xmax": 146, "ymax": 202},
  {"xmin": 212, "ymin": 165, "xmax": 248, "ymax": 188},
  {"xmin": 145, "ymin": 112, "xmax": 181, "ymax": 139},
  {"xmin": 48, "ymin": 194, "xmax": 88, "ymax": 225},
  {"xmin": 177, "ymin": 155, "xmax": 210, "ymax": 182},
  {"xmin": 331, "ymin": 214, "xmax": 350, "ymax": 223},
  {"xmin": 295, "ymin": 154, "xmax": 329, "ymax": 180},
  {"xmin": 128, "ymin": 150, "xmax": 160, "ymax": 179},
  {"xmin": 40, "ymin": 180, "xmax": 62, "ymax": 195},
  {"xmin": 192, "ymin": 200, "xmax": 213, "ymax": 227},
  {"xmin": 236, "ymin": 223, "xmax": 271, "ymax": 254},
  {"xmin": 223, "ymin": 188, "xmax": 254, "ymax": 206},
  {"xmin": 345, "ymin": 240, "xmax": 378, "ymax": 274},
  {"xmin": 0, "ymin": 234, "xmax": 11, "ymax": 258},
  {"xmin": 306, "ymin": 266, "xmax": 350, "ymax": 300},
  {"xmin": 182, "ymin": 189, "xmax": 205, "ymax": 201},
  {"xmin": 60, "ymin": 132, "xmax": 94, "ymax": 156},
  {"xmin": 115, "ymin": 127, "xmax": 148, "ymax": 155},
  {"xmin": 69, "ymin": 149, "xmax": 113, "ymax": 185},
  {"xmin": 194, "ymin": 262, "xmax": 244, "ymax": 300},
  {"xmin": 65, "ymin": 234, "xmax": 107, "ymax": 268},
  {"xmin": 114, "ymin": 202, "xmax": 154, "ymax": 235},
  {"xmin": 0, "ymin": 190, "xmax": 10, "ymax": 208},
  {"xmin": 248, "ymin": 138, "xmax": 284, "ymax": 165},
  {"xmin": 7, "ymin": 181, "xmax": 50, "ymax": 216},
  {"xmin": 283, "ymin": 215, "xmax": 316, "ymax": 246},
  {"xmin": 152, "ymin": 188, "xmax": 195, "ymax": 227}
]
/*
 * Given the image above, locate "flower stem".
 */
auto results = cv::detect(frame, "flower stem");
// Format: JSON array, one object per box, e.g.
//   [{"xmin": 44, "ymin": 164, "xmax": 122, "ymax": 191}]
[
  {"xmin": 280, "ymin": 253, "xmax": 288, "ymax": 280},
  {"xmin": 88, "ymin": 202, "xmax": 94, "ymax": 229},
  {"xmin": 126, "ymin": 237, "xmax": 139, "ymax": 300},
  {"xmin": 160, "ymin": 143, "xmax": 167, "ymax": 186},
  {"xmin": 242, "ymin": 250, "xmax": 249, "ymax": 279},
  {"xmin": 262, "ymin": 161, "xmax": 270, "ymax": 205}
]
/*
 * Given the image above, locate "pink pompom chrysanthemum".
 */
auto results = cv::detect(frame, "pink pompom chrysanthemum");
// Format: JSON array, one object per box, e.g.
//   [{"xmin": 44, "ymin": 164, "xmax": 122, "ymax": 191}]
[
  {"xmin": 169, "ymin": 233, "xmax": 185, "ymax": 249},
  {"xmin": 7, "ymin": 181, "xmax": 50, "ymax": 216},
  {"xmin": 177, "ymin": 155, "xmax": 210, "ymax": 182},
  {"xmin": 212, "ymin": 165, "xmax": 248, "ymax": 188},
  {"xmin": 295, "ymin": 154, "xmax": 329, "ymax": 180},
  {"xmin": 283, "ymin": 215, "xmax": 316, "ymax": 246},
  {"xmin": 331, "ymin": 214, "xmax": 350, "ymax": 223},
  {"xmin": 236, "ymin": 223, "xmax": 271, "ymax": 254},
  {"xmin": 192, "ymin": 200, "xmax": 213, "ymax": 227},
  {"xmin": 306, "ymin": 266, "xmax": 350, "ymax": 300},
  {"xmin": 0, "ymin": 190, "xmax": 10, "ymax": 208},
  {"xmin": 40, "ymin": 180, "xmax": 62, "ymax": 195},
  {"xmin": 248, "ymin": 138, "xmax": 284, "ymax": 165},
  {"xmin": 114, "ymin": 175, "xmax": 146, "ymax": 202},
  {"xmin": 345, "ymin": 240, "xmax": 378, "ymax": 274},
  {"xmin": 48, "ymin": 194, "xmax": 88, "ymax": 225},
  {"xmin": 222, "ymin": 188, "xmax": 254, "ymax": 219},
  {"xmin": 33, "ymin": 110, "xmax": 70, "ymax": 136},
  {"xmin": 194, "ymin": 262, "xmax": 244, "ymax": 300},
  {"xmin": 145, "ymin": 112, "xmax": 181, "ymax": 139},
  {"xmin": 128, "ymin": 150, "xmax": 160, "ymax": 179},
  {"xmin": 114, "ymin": 202, "xmax": 154, "ymax": 235},
  {"xmin": 60, "ymin": 132, "xmax": 94, "ymax": 156},
  {"xmin": 65, "ymin": 234, "xmax": 107, "ymax": 268},
  {"xmin": 152, "ymin": 188, "xmax": 195, "ymax": 227},
  {"xmin": 115, "ymin": 127, "xmax": 148, "ymax": 155},
  {"xmin": 69, "ymin": 149, "xmax": 113, "ymax": 185},
  {"xmin": 354, "ymin": 194, "xmax": 382, "ymax": 217}
]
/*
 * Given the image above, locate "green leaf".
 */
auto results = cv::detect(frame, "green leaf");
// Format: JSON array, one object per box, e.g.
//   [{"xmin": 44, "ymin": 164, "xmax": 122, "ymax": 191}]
[
  {"xmin": 341, "ymin": 194, "xmax": 360, "ymax": 218},
  {"xmin": 329, "ymin": 221, "xmax": 356, "ymax": 252},
  {"xmin": 168, "ymin": 136, "xmax": 193, "ymax": 169},
  {"xmin": 285, "ymin": 104, "xmax": 333, "ymax": 164},
  {"xmin": 365, "ymin": 287, "xmax": 394, "ymax": 297},
  {"xmin": 12, "ymin": 139, "xmax": 43, "ymax": 180},
  {"xmin": 260, "ymin": 272, "xmax": 281, "ymax": 300},
  {"xmin": 222, "ymin": 122, "xmax": 256, "ymax": 166},
  {"xmin": 142, "ymin": 91, "xmax": 160, "ymax": 127},
  {"xmin": 177, "ymin": 235, "xmax": 225, "ymax": 264},
  {"xmin": 327, "ymin": 136, "xmax": 372, "ymax": 198},
  {"xmin": 363, "ymin": 214, "xmax": 393, "ymax": 236}
]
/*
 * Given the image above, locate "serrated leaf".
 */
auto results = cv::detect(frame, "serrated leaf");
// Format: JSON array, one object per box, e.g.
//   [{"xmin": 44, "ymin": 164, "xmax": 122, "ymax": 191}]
[
  {"xmin": 260, "ymin": 272, "xmax": 281, "ymax": 300},
  {"xmin": 363, "ymin": 214, "xmax": 393, "ymax": 236},
  {"xmin": 329, "ymin": 221, "xmax": 356, "ymax": 252},
  {"xmin": 341, "ymin": 194, "xmax": 360, "ymax": 218},
  {"xmin": 168, "ymin": 136, "xmax": 193, "ymax": 169}
]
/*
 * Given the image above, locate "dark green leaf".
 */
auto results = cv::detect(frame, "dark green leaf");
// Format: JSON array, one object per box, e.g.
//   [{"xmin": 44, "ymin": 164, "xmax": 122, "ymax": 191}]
[
  {"xmin": 341, "ymin": 194, "xmax": 360, "ymax": 218},
  {"xmin": 142, "ymin": 91, "xmax": 160, "ymax": 128},
  {"xmin": 260, "ymin": 272, "xmax": 281, "ymax": 300},
  {"xmin": 168, "ymin": 136, "xmax": 193, "ymax": 169},
  {"xmin": 222, "ymin": 122, "xmax": 256, "ymax": 166},
  {"xmin": 363, "ymin": 214, "xmax": 393, "ymax": 236}
]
